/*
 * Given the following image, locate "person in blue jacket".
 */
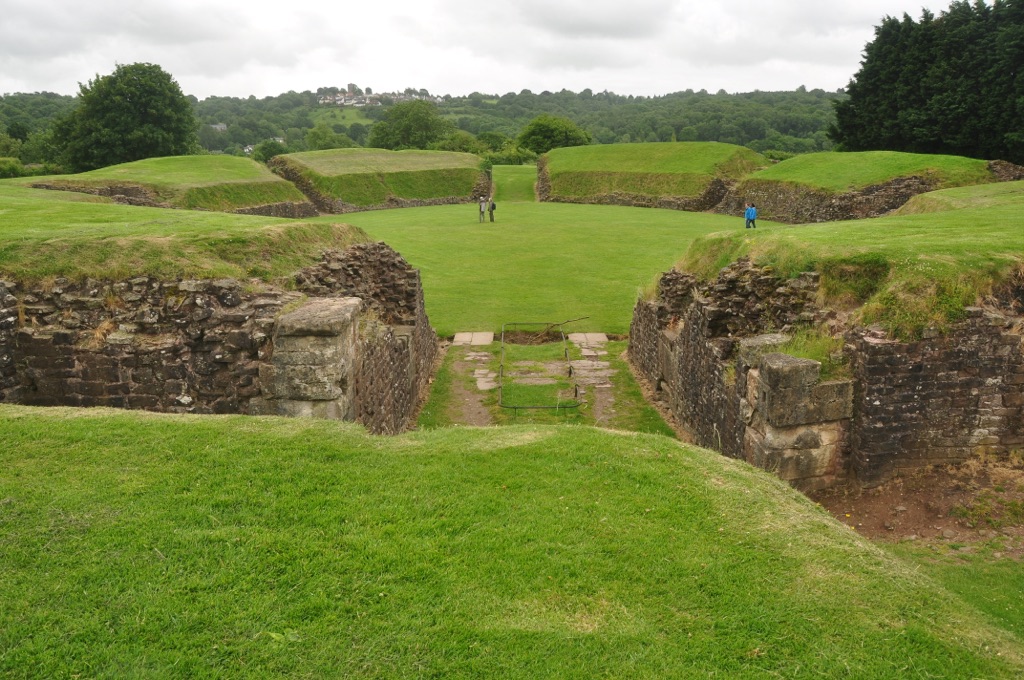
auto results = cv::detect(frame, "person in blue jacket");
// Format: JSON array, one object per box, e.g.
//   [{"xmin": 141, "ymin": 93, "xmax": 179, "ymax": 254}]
[{"xmin": 744, "ymin": 202, "xmax": 757, "ymax": 229}]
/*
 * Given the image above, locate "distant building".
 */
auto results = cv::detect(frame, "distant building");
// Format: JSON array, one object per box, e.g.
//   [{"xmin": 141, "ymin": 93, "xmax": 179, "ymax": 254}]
[{"xmin": 209, "ymin": 123, "xmax": 228, "ymax": 132}]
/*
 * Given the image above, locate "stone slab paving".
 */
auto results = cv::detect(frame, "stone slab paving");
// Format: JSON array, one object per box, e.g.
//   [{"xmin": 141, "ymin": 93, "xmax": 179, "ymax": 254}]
[{"xmin": 453, "ymin": 332, "xmax": 495, "ymax": 346}]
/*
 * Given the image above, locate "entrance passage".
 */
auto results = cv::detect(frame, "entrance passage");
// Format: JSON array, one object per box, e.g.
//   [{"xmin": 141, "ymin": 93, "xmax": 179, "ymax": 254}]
[{"xmin": 498, "ymin": 320, "xmax": 584, "ymax": 416}]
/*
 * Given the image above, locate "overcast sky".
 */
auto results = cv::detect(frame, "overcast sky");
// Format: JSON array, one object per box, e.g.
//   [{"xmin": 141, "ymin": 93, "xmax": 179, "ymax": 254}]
[{"xmin": 1, "ymin": 0, "xmax": 942, "ymax": 100}]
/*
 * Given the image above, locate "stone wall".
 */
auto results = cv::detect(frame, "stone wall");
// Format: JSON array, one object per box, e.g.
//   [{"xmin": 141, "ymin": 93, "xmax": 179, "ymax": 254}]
[
  {"xmin": 714, "ymin": 176, "xmax": 937, "ymax": 224},
  {"xmin": 847, "ymin": 313, "xmax": 1024, "ymax": 485},
  {"xmin": 631, "ymin": 259, "xmax": 1024, "ymax": 489},
  {"xmin": 539, "ymin": 159, "xmax": 1024, "ymax": 224},
  {"xmin": 0, "ymin": 242, "xmax": 436, "ymax": 434}
]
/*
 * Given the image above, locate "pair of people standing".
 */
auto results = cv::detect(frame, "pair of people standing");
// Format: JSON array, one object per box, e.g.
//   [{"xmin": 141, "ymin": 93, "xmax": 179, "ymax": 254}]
[
  {"xmin": 744, "ymin": 202, "xmax": 757, "ymax": 229},
  {"xmin": 478, "ymin": 196, "xmax": 496, "ymax": 222}
]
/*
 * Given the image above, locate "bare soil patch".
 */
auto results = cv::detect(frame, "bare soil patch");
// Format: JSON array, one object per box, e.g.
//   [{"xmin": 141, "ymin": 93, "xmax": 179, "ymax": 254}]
[
  {"xmin": 810, "ymin": 460, "xmax": 1024, "ymax": 559},
  {"xmin": 449, "ymin": 346, "xmax": 493, "ymax": 427}
]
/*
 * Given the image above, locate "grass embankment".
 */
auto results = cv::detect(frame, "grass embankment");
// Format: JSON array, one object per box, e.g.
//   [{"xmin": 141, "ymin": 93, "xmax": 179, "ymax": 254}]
[
  {"xmin": 750, "ymin": 150, "xmax": 994, "ymax": 192},
  {"xmin": 279, "ymin": 148, "xmax": 482, "ymax": 206},
  {"xmin": 545, "ymin": 142, "xmax": 766, "ymax": 199},
  {"xmin": 339, "ymin": 202, "xmax": 737, "ymax": 336},
  {"xmin": 2, "ymin": 405, "xmax": 1022, "ymax": 678},
  {"xmin": 678, "ymin": 180, "xmax": 1024, "ymax": 338},
  {"xmin": 492, "ymin": 165, "xmax": 537, "ymax": 202},
  {"xmin": 0, "ymin": 182, "xmax": 369, "ymax": 282},
  {"xmin": 27, "ymin": 156, "xmax": 309, "ymax": 212}
]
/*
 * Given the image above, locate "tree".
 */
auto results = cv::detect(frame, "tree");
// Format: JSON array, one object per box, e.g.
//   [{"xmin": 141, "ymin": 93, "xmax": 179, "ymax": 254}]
[
  {"xmin": 304, "ymin": 123, "xmax": 357, "ymax": 150},
  {"xmin": 251, "ymin": 139, "xmax": 288, "ymax": 163},
  {"xmin": 830, "ymin": 1, "xmax": 1024, "ymax": 162},
  {"xmin": 516, "ymin": 114, "xmax": 591, "ymax": 154},
  {"xmin": 52, "ymin": 63, "xmax": 198, "ymax": 171},
  {"xmin": 367, "ymin": 100, "xmax": 454, "ymax": 150}
]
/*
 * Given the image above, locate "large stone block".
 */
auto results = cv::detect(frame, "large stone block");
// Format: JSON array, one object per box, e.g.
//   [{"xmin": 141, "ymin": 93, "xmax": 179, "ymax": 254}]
[
  {"xmin": 276, "ymin": 297, "xmax": 362, "ymax": 336},
  {"xmin": 759, "ymin": 352, "xmax": 820, "ymax": 390}
]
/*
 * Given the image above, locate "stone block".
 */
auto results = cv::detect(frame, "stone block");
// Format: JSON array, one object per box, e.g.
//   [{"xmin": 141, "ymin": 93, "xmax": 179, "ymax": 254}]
[
  {"xmin": 275, "ymin": 298, "xmax": 362, "ymax": 337},
  {"xmin": 760, "ymin": 353, "xmax": 820, "ymax": 390}
]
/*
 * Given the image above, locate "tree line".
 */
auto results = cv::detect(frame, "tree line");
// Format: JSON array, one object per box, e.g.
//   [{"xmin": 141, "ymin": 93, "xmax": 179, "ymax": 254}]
[
  {"xmin": 830, "ymin": 0, "xmax": 1024, "ymax": 163},
  {"xmin": 0, "ymin": 76, "xmax": 842, "ymax": 174}
]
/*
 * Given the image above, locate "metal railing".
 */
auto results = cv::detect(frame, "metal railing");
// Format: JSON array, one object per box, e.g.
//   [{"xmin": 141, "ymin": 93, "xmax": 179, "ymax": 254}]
[{"xmin": 497, "ymin": 318, "xmax": 587, "ymax": 416}]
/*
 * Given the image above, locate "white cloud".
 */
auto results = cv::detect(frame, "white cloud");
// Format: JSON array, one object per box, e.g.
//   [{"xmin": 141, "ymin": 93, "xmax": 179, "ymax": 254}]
[{"xmin": 0, "ymin": 0, "xmax": 941, "ymax": 98}]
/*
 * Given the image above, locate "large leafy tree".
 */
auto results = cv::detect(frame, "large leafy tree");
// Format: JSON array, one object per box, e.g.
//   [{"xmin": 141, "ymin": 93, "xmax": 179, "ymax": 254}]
[
  {"xmin": 516, "ymin": 114, "xmax": 591, "ymax": 154},
  {"xmin": 830, "ymin": 0, "xmax": 1024, "ymax": 163},
  {"xmin": 53, "ymin": 63, "xmax": 198, "ymax": 171},
  {"xmin": 367, "ymin": 100, "xmax": 453, "ymax": 150}
]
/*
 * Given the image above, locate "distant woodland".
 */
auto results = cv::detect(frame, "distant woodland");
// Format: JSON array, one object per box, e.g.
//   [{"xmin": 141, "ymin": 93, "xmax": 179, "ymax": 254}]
[{"xmin": 0, "ymin": 86, "xmax": 841, "ymax": 167}]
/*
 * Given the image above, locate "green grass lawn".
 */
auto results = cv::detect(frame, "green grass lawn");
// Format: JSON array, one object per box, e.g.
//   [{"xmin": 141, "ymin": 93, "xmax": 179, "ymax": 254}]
[
  {"xmin": 277, "ymin": 149, "xmax": 483, "ymax": 207},
  {"xmin": 750, "ymin": 150, "xmax": 994, "ymax": 192},
  {"xmin": 2, "ymin": 405, "xmax": 1021, "ymax": 678},
  {"xmin": 0, "ymin": 182, "xmax": 368, "ymax": 282},
  {"xmin": 284, "ymin": 148, "xmax": 481, "ymax": 175},
  {"xmin": 338, "ymin": 202, "xmax": 739, "ymax": 336},
  {"xmin": 311, "ymin": 107, "xmax": 375, "ymax": 127},
  {"xmin": 492, "ymin": 165, "xmax": 537, "ymax": 202},
  {"xmin": 545, "ymin": 142, "xmax": 767, "ymax": 199},
  {"xmin": 25, "ymin": 156, "xmax": 309, "ymax": 211},
  {"xmin": 679, "ymin": 180, "xmax": 1024, "ymax": 338},
  {"xmin": 546, "ymin": 142, "xmax": 765, "ymax": 175}
]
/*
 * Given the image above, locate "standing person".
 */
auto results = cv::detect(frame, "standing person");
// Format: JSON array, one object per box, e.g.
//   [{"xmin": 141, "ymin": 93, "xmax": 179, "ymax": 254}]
[
  {"xmin": 479, "ymin": 196, "xmax": 487, "ymax": 223},
  {"xmin": 744, "ymin": 202, "xmax": 757, "ymax": 229},
  {"xmin": 488, "ymin": 198, "xmax": 496, "ymax": 222}
]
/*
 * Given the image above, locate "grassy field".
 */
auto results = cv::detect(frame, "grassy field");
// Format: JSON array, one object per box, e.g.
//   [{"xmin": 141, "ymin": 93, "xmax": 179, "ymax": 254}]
[
  {"xmin": 545, "ymin": 142, "xmax": 766, "ymax": 199},
  {"xmin": 0, "ymin": 182, "xmax": 368, "ymax": 282},
  {"xmin": 25, "ymin": 156, "xmax": 309, "ymax": 211},
  {"xmin": 278, "ymin": 149, "xmax": 483, "ymax": 207},
  {"xmin": 311, "ymin": 107, "xmax": 375, "ymax": 127},
  {"xmin": 338, "ymin": 202, "xmax": 739, "ymax": 336},
  {"xmin": 750, "ymin": 150, "xmax": 994, "ymax": 192},
  {"xmin": 679, "ymin": 180, "xmax": 1024, "ymax": 338},
  {"xmin": 2, "ymin": 405, "xmax": 1021, "ymax": 678}
]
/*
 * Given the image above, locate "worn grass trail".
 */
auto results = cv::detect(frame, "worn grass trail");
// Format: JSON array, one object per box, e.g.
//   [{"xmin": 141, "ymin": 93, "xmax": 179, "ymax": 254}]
[{"xmin": 492, "ymin": 165, "xmax": 538, "ymax": 202}]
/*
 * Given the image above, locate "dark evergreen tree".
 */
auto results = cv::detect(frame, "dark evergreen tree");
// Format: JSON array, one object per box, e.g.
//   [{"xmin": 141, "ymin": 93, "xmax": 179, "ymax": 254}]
[{"xmin": 831, "ymin": 1, "xmax": 1024, "ymax": 163}]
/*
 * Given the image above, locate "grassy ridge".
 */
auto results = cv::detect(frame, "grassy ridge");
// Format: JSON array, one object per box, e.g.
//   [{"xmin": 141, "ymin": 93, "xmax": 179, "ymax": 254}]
[
  {"xmin": 28, "ymin": 156, "xmax": 309, "ymax": 211},
  {"xmin": 282, "ymin": 149, "xmax": 483, "ymax": 206},
  {"xmin": 751, "ymin": 150, "xmax": 994, "ymax": 192},
  {"xmin": 546, "ymin": 142, "xmax": 766, "ymax": 199},
  {"xmin": 1, "ymin": 405, "xmax": 1021, "ymax": 678},
  {"xmin": 678, "ymin": 180, "xmax": 1024, "ymax": 338},
  {"xmin": 288, "ymin": 148, "xmax": 480, "ymax": 175},
  {"xmin": 0, "ymin": 183, "xmax": 368, "ymax": 282}
]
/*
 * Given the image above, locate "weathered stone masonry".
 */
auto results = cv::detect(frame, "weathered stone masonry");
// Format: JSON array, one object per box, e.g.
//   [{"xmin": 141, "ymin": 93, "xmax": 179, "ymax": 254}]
[
  {"xmin": 630, "ymin": 260, "xmax": 1024, "ymax": 490},
  {"xmin": 0, "ymin": 242, "xmax": 436, "ymax": 435}
]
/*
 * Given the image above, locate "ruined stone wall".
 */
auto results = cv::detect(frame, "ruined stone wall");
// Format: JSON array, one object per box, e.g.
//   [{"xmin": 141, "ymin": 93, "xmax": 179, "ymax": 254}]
[
  {"xmin": 233, "ymin": 202, "xmax": 319, "ymax": 218},
  {"xmin": 714, "ymin": 177, "xmax": 937, "ymax": 224},
  {"xmin": 631, "ymin": 259, "xmax": 1024, "ymax": 489},
  {"xmin": 0, "ymin": 243, "xmax": 436, "ymax": 434},
  {"xmin": 847, "ymin": 312, "xmax": 1024, "ymax": 485}
]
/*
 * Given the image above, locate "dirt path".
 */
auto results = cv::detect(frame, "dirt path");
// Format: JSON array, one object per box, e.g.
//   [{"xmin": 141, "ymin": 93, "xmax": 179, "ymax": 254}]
[
  {"xmin": 811, "ymin": 460, "xmax": 1024, "ymax": 558},
  {"xmin": 447, "ymin": 344, "xmax": 495, "ymax": 426}
]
